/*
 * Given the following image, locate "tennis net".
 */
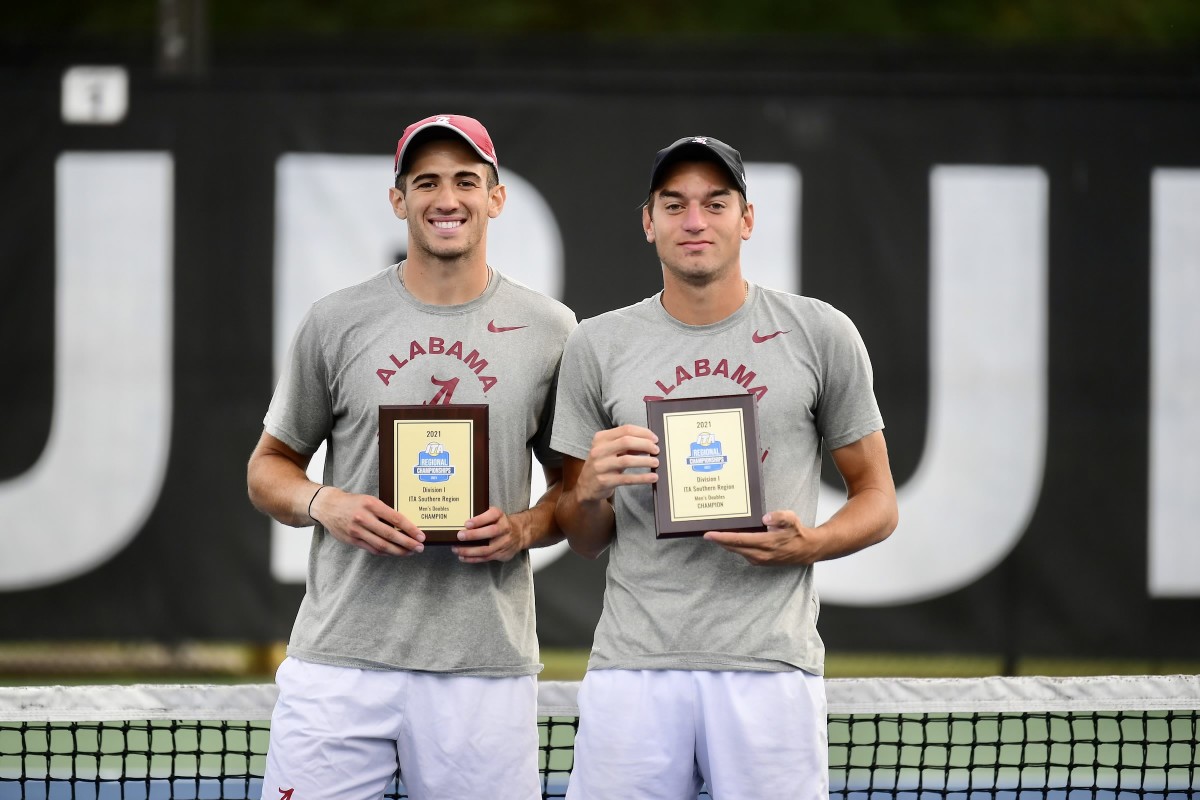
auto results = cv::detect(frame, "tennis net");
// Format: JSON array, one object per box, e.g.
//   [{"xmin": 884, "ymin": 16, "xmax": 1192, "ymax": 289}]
[{"xmin": 1, "ymin": 675, "xmax": 1196, "ymax": 799}]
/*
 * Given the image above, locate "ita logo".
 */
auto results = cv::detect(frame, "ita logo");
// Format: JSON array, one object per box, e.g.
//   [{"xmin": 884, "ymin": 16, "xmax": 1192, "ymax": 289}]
[
  {"xmin": 686, "ymin": 431, "xmax": 728, "ymax": 473},
  {"xmin": 413, "ymin": 441, "xmax": 455, "ymax": 483}
]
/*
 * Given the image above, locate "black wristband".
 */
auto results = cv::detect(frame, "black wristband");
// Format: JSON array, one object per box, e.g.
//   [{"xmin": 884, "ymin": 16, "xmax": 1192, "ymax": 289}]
[{"xmin": 307, "ymin": 485, "xmax": 328, "ymax": 523}]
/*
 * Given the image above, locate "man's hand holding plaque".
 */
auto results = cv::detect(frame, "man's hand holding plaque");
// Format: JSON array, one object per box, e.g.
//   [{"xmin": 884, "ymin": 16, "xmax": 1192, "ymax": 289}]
[
  {"xmin": 453, "ymin": 505, "xmax": 533, "ymax": 563},
  {"xmin": 646, "ymin": 394, "xmax": 767, "ymax": 538},
  {"xmin": 307, "ymin": 485, "xmax": 427, "ymax": 556},
  {"xmin": 701, "ymin": 509, "xmax": 825, "ymax": 566}
]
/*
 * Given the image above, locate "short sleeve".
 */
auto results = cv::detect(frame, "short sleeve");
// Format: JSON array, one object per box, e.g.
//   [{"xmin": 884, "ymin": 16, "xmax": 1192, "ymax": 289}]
[
  {"xmin": 550, "ymin": 325, "xmax": 611, "ymax": 461},
  {"xmin": 263, "ymin": 306, "xmax": 333, "ymax": 455},
  {"xmin": 816, "ymin": 307, "xmax": 884, "ymax": 451}
]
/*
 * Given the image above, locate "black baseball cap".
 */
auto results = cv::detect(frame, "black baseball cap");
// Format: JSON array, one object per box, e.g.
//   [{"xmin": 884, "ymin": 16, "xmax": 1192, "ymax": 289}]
[{"xmin": 647, "ymin": 135, "xmax": 748, "ymax": 198}]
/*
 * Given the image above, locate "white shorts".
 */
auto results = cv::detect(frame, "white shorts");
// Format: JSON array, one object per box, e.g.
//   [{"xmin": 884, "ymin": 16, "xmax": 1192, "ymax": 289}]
[
  {"xmin": 260, "ymin": 657, "xmax": 541, "ymax": 800},
  {"xmin": 566, "ymin": 669, "xmax": 828, "ymax": 800}
]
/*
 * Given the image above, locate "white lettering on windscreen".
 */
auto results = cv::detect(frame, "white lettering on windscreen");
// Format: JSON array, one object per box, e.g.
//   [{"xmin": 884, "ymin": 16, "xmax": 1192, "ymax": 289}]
[{"xmin": 2, "ymin": 156, "xmax": 1197, "ymax": 604}]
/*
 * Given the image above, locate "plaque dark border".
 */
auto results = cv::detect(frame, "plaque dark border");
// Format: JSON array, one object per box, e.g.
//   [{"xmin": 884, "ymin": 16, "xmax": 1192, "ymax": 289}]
[
  {"xmin": 379, "ymin": 404, "xmax": 489, "ymax": 545},
  {"xmin": 645, "ymin": 393, "xmax": 767, "ymax": 538}
]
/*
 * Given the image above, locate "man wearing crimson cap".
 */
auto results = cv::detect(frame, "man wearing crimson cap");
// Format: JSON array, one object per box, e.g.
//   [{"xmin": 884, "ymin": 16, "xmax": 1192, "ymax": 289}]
[{"xmin": 248, "ymin": 114, "xmax": 576, "ymax": 799}]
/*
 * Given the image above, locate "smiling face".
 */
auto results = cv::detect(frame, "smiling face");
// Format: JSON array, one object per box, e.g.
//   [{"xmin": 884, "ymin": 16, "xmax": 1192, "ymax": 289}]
[
  {"xmin": 389, "ymin": 137, "xmax": 505, "ymax": 265},
  {"xmin": 643, "ymin": 159, "xmax": 753, "ymax": 289}
]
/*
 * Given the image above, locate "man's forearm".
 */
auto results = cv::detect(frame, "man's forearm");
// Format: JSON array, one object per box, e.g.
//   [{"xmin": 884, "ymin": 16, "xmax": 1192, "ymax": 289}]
[
  {"xmin": 517, "ymin": 479, "xmax": 566, "ymax": 549},
  {"xmin": 554, "ymin": 490, "xmax": 616, "ymax": 559},
  {"xmin": 247, "ymin": 449, "xmax": 322, "ymax": 528},
  {"xmin": 814, "ymin": 486, "xmax": 898, "ymax": 561}
]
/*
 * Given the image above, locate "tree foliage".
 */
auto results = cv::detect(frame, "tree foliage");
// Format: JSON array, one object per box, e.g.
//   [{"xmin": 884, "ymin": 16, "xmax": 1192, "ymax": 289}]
[{"xmin": 5, "ymin": 0, "xmax": 1200, "ymax": 48}]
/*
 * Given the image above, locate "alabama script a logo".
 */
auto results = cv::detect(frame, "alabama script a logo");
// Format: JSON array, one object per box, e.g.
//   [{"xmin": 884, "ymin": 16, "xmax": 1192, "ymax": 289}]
[{"xmin": 425, "ymin": 376, "xmax": 458, "ymax": 405}]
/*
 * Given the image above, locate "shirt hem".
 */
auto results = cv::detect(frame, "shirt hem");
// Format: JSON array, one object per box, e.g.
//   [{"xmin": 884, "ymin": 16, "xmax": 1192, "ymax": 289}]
[
  {"xmin": 824, "ymin": 418, "xmax": 885, "ymax": 452},
  {"xmin": 586, "ymin": 653, "xmax": 824, "ymax": 676},
  {"xmin": 288, "ymin": 648, "xmax": 544, "ymax": 678}
]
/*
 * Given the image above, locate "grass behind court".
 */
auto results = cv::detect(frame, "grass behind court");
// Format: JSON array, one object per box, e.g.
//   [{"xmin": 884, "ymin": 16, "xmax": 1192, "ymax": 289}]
[{"xmin": 2, "ymin": 643, "xmax": 1198, "ymax": 685}]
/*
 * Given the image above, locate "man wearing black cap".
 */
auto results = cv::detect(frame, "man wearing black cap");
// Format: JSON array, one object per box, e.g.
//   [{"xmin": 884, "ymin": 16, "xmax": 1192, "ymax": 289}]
[
  {"xmin": 247, "ymin": 114, "xmax": 576, "ymax": 800},
  {"xmin": 552, "ymin": 136, "xmax": 899, "ymax": 798}
]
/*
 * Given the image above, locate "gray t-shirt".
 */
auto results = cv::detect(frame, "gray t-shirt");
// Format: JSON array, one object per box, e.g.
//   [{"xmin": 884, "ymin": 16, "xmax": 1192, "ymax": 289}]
[
  {"xmin": 265, "ymin": 265, "xmax": 576, "ymax": 676},
  {"xmin": 551, "ymin": 283, "xmax": 883, "ymax": 675}
]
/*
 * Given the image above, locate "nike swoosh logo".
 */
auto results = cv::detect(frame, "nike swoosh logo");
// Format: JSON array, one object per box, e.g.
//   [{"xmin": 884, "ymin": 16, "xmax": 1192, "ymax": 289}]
[
  {"xmin": 487, "ymin": 320, "xmax": 527, "ymax": 333},
  {"xmin": 752, "ymin": 329, "xmax": 789, "ymax": 343}
]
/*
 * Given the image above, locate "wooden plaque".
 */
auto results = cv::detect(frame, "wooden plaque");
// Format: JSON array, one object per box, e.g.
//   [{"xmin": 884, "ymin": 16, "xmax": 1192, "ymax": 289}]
[
  {"xmin": 645, "ymin": 394, "xmax": 767, "ymax": 538},
  {"xmin": 379, "ymin": 405, "xmax": 489, "ymax": 545}
]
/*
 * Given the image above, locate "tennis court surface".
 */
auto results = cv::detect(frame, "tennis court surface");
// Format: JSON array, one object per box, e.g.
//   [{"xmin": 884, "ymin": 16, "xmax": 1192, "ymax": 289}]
[{"xmin": 2, "ymin": 675, "xmax": 1196, "ymax": 799}]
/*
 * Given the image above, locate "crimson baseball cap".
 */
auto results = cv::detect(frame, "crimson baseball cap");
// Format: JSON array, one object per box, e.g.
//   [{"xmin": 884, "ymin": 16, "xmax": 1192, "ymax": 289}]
[
  {"xmin": 394, "ymin": 114, "xmax": 498, "ymax": 178},
  {"xmin": 648, "ymin": 135, "xmax": 747, "ymax": 197}
]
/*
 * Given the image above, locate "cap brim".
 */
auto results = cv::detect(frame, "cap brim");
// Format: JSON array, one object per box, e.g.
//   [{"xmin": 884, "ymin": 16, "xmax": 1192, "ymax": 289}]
[{"xmin": 395, "ymin": 121, "xmax": 496, "ymax": 176}]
